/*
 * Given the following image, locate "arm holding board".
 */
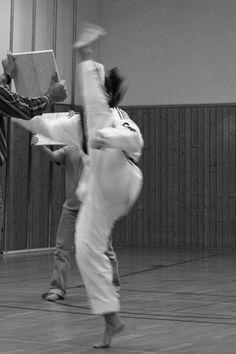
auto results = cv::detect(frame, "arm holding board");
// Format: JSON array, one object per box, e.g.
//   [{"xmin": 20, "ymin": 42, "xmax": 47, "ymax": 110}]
[{"xmin": 11, "ymin": 50, "xmax": 67, "ymax": 102}]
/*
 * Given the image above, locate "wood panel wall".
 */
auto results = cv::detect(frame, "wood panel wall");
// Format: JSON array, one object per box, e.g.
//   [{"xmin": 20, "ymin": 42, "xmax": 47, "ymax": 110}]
[
  {"xmin": 3, "ymin": 116, "xmax": 66, "ymax": 252},
  {"xmin": 2, "ymin": 103, "xmax": 235, "ymax": 252},
  {"xmin": 112, "ymin": 104, "xmax": 236, "ymax": 249}
]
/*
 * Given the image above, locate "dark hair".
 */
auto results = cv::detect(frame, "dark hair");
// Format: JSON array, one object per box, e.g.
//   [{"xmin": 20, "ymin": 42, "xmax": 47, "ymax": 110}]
[{"xmin": 104, "ymin": 67, "xmax": 127, "ymax": 107}]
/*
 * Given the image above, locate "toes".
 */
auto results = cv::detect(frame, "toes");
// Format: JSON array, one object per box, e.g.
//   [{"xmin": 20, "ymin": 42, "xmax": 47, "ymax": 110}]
[{"xmin": 93, "ymin": 342, "xmax": 110, "ymax": 349}]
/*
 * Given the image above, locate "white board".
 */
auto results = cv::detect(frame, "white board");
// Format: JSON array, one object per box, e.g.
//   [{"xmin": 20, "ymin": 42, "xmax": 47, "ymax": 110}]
[{"xmin": 12, "ymin": 50, "xmax": 60, "ymax": 97}]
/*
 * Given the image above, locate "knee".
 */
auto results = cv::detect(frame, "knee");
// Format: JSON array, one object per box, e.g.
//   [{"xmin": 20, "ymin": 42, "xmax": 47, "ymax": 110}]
[
  {"xmin": 75, "ymin": 239, "xmax": 99, "ymax": 272},
  {"xmin": 75, "ymin": 238, "xmax": 90, "ymax": 261},
  {"xmin": 56, "ymin": 237, "xmax": 74, "ymax": 253}
]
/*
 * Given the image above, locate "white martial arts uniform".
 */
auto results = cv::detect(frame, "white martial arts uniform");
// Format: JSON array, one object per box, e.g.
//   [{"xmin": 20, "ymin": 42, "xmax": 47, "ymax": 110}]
[
  {"xmin": 75, "ymin": 60, "xmax": 143, "ymax": 314},
  {"xmin": 14, "ymin": 60, "xmax": 144, "ymax": 315}
]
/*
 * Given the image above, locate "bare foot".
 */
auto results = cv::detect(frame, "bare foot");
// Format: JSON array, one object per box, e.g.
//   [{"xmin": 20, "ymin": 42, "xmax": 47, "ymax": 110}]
[
  {"xmin": 93, "ymin": 315, "xmax": 125, "ymax": 349},
  {"xmin": 73, "ymin": 23, "xmax": 106, "ymax": 49}
]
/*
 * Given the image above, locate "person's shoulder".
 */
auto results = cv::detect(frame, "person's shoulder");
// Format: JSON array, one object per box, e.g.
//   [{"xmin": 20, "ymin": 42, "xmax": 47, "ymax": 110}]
[{"xmin": 116, "ymin": 107, "xmax": 131, "ymax": 121}]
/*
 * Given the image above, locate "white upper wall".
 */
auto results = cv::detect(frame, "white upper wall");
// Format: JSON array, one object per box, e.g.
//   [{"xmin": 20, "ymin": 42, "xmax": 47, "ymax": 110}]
[
  {"xmin": 0, "ymin": 0, "xmax": 11, "ymax": 60},
  {"xmin": 100, "ymin": 0, "xmax": 236, "ymax": 105},
  {"xmin": 75, "ymin": 0, "xmax": 101, "ymax": 104}
]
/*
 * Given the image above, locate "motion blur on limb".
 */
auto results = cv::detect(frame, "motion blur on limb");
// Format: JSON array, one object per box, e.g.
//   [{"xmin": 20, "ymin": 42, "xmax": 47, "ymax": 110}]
[{"xmin": 73, "ymin": 23, "xmax": 143, "ymax": 348}]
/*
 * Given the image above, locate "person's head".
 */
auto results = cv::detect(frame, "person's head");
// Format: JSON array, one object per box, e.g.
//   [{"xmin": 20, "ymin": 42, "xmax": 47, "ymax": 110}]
[{"xmin": 104, "ymin": 67, "xmax": 127, "ymax": 108}]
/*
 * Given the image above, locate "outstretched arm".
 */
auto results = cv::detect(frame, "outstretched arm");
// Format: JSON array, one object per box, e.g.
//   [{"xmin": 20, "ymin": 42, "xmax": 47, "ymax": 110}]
[
  {"xmin": 31, "ymin": 135, "xmax": 63, "ymax": 164},
  {"xmin": 13, "ymin": 112, "xmax": 82, "ymax": 147},
  {"xmin": 0, "ymin": 84, "xmax": 49, "ymax": 119}
]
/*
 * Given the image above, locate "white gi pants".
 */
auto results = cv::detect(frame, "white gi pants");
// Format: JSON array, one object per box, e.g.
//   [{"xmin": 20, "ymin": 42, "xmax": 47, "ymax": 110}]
[{"xmin": 74, "ymin": 60, "xmax": 143, "ymax": 315}]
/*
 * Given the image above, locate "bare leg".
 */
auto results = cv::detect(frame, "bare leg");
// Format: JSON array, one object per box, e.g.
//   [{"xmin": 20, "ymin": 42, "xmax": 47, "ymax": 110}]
[{"xmin": 93, "ymin": 312, "xmax": 125, "ymax": 349}]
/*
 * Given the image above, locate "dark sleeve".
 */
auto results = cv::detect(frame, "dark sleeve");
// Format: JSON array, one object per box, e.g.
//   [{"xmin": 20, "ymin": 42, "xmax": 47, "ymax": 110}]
[{"xmin": 0, "ymin": 84, "xmax": 49, "ymax": 120}]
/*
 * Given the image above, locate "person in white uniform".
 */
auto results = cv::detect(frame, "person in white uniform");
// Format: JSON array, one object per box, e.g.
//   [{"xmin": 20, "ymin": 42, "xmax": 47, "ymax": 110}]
[{"xmin": 73, "ymin": 24, "xmax": 144, "ymax": 348}]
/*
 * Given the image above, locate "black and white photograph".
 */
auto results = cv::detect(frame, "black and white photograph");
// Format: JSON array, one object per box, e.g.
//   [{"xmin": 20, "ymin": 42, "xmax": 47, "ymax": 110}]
[{"xmin": 0, "ymin": 1, "xmax": 236, "ymax": 353}]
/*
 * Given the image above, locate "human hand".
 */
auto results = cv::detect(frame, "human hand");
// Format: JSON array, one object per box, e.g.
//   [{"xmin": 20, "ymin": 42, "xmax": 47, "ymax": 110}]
[
  {"xmin": 31, "ymin": 135, "xmax": 39, "ymax": 146},
  {"xmin": 68, "ymin": 110, "xmax": 76, "ymax": 118},
  {"xmin": 90, "ymin": 132, "xmax": 107, "ymax": 150},
  {"xmin": 46, "ymin": 72, "xmax": 68, "ymax": 103},
  {"xmin": 2, "ymin": 52, "xmax": 16, "ymax": 78}
]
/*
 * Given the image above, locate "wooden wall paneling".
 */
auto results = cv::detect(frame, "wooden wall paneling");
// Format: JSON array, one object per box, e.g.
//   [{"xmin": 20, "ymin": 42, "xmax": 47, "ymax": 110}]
[
  {"xmin": 160, "ymin": 107, "xmax": 168, "ymax": 247},
  {"xmin": 216, "ymin": 106, "xmax": 223, "ymax": 248},
  {"xmin": 209, "ymin": 106, "xmax": 217, "ymax": 248},
  {"xmin": 123, "ymin": 108, "xmax": 135, "ymax": 247},
  {"xmin": 203, "ymin": 106, "xmax": 210, "ymax": 248},
  {"xmin": 130, "ymin": 107, "xmax": 143, "ymax": 247},
  {"xmin": 185, "ymin": 107, "xmax": 192, "ymax": 247},
  {"xmin": 123, "ymin": 108, "xmax": 142, "ymax": 247},
  {"xmin": 130, "ymin": 108, "xmax": 143, "ymax": 247},
  {"xmin": 137, "ymin": 108, "xmax": 146, "ymax": 246},
  {"xmin": 6, "ymin": 0, "xmax": 34, "ymax": 251},
  {"xmin": 142, "ymin": 107, "xmax": 150, "ymax": 247},
  {"xmin": 167, "ymin": 107, "xmax": 174, "ymax": 247},
  {"xmin": 135, "ymin": 108, "xmax": 145, "ymax": 247},
  {"xmin": 167, "ymin": 107, "xmax": 173, "ymax": 247},
  {"xmin": 123, "ymin": 108, "xmax": 140, "ymax": 247},
  {"xmin": 222, "ymin": 106, "xmax": 230, "ymax": 248},
  {"xmin": 138, "ymin": 107, "xmax": 146, "ymax": 246},
  {"xmin": 119, "ymin": 110, "xmax": 133, "ymax": 244},
  {"xmin": 1, "ymin": 0, "xmax": 13, "ymax": 252},
  {"xmin": 149, "ymin": 107, "xmax": 158, "ymax": 247},
  {"xmin": 156, "ymin": 107, "xmax": 162, "ymax": 247},
  {"xmin": 191, "ymin": 107, "xmax": 198, "ymax": 247},
  {"xmin": 178, "ymin": 107, "xmax": 186, "ymax": 247},
  {"xmin": 0, "ymin": 157, "xmax": 6, "ymax": 252},
  {"xmin": 220, "ymin": 106, "xmax": 226, "ymax": 248},
  {"xmin": 228, "ymin": 106, "xmax": 236, "ymax": 248},
  {"xmin": 197, "ymin": 106, "xmax": 204, "ymax": 248},
  {"xmin": 5, "ymin": 123, "xmax": 30, "ymax": 251},
  {"xmin": 172, "ymin": 107, "xmax": 179, "ymax": 247}
]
